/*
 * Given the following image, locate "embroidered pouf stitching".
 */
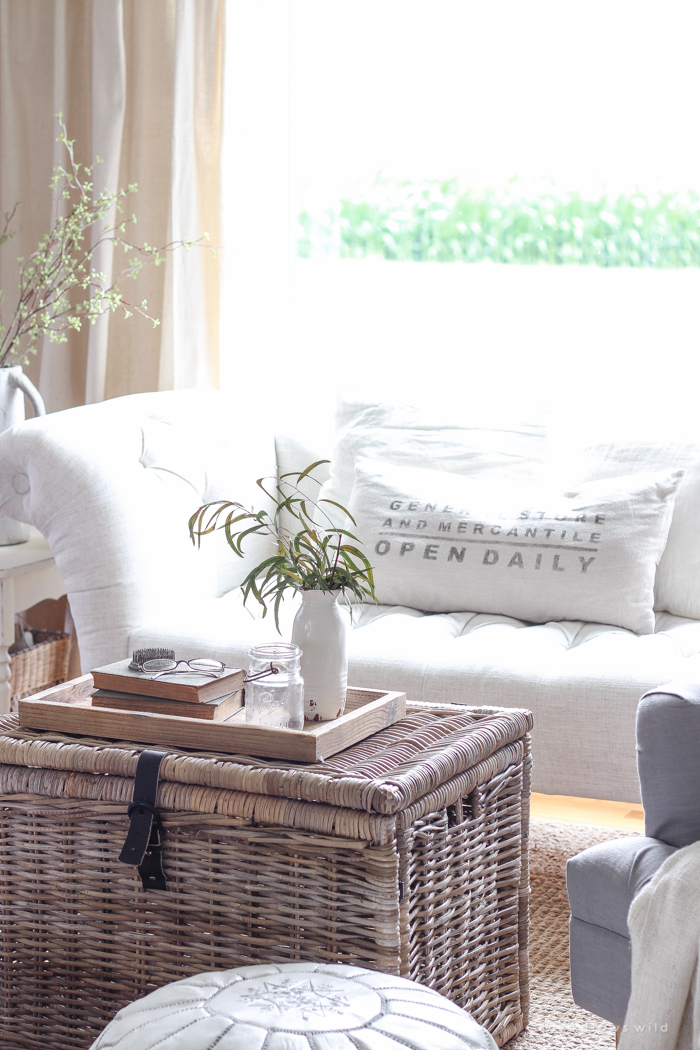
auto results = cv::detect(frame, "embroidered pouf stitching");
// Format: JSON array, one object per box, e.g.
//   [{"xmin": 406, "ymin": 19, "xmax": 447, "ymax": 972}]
[{"xmin": 89, "ymin": 962, "xmax": 498, "ymax": 1050}]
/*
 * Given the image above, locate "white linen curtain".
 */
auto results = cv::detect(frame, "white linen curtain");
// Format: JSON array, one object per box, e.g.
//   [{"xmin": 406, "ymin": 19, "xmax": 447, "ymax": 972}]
[{"xmin": 0, "ymin": 0, "xmax": 223, "ymax": 410}]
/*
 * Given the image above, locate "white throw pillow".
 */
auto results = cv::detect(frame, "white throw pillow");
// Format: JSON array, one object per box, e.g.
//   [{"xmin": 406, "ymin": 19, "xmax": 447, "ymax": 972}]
[
  {"xmin": 347, "ymin": 458, "xmax": 684, "ymax": 634},
  {"xmin": 319, "ymin": 398, "xmax": 549, "ymax": 524},
  {"xmin": 569, "ymin": 438, "xmax": 700, "ymax": 621}
]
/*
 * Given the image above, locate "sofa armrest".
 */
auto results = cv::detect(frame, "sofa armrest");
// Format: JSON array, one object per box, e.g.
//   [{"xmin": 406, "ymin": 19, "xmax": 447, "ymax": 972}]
[{"xmin": 0, "ymin": 390, "xmax": 276, "ymax": 671}]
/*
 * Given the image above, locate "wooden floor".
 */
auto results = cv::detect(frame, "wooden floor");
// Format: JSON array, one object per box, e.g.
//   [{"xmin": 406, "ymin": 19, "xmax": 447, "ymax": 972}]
[{"xmin": 531, "ymin": 792, "xmax": 644, "ymax": 831}]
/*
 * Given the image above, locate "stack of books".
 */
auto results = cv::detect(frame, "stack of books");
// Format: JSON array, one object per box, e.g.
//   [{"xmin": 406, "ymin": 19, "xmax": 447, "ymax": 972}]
[{"xmin": 90, "ymin": 660, "xmax": 245, "ymax": 721}]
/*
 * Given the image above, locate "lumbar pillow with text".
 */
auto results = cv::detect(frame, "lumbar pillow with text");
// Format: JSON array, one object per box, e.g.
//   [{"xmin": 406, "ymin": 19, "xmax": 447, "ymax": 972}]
[
  {"xmin": 569, "ymin": 434, "xmax": 700, "ymax": 621},
  {"xmin": 318, "ymin": 398, "xmax": 549, "ymax": 527},
  {"xmin": 347, "ymin": 458, "xmax": 685, "ymax": 634}
]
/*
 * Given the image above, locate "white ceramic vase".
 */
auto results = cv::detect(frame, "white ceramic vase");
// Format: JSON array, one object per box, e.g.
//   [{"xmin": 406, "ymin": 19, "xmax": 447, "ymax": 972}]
[
  {"xmin": 0, "ymin": 365, "xmax": 46, "ymax": 545},
  {"xmin": 291, "ymin": 590, "xmax": 348, "ymax": 721}
]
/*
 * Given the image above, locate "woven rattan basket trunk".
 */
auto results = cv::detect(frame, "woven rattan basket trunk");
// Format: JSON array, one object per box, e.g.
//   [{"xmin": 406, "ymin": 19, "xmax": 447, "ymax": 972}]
[
  {"xmin": 0, "ymin": 699, "xmax": 532, "ymax": 1050},
  {"xmin": 9, "ymin": 629, "xmax": 71, "ymax": 706}
]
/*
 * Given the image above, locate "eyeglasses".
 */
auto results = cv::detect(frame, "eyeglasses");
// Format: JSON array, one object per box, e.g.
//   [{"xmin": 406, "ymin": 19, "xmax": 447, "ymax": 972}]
[{"xmin": 138, "ymin": 657, "xmax": 226, "ymax": 680}]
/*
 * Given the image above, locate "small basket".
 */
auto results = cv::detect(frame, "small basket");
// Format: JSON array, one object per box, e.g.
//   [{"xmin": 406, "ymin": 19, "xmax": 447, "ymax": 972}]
[{"xmin": 10, "ymin": 630, "xmax": 71, "ymax": 706}]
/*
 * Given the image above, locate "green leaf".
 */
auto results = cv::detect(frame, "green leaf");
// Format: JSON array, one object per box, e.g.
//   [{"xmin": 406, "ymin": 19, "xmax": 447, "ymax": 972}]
[
  {"xmin": 319, "ymin": 498, "xmax": 357, "ymax": 525},
  {"xmin": 284, "ymin": 459, "xmax": 330, "ymax": 483}
]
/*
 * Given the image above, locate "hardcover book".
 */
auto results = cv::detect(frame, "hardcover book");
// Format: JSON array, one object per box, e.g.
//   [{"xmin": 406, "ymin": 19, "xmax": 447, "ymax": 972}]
[
  {"xmin": 91, "ymin": 659, "xmax": 245, "ymax": 703},
  {"xmin": 91, "ymin": 688, "xmax": 244, "ymax": 721}
]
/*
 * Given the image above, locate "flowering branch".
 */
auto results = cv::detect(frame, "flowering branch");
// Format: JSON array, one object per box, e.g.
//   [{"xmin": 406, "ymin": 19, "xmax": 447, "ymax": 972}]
[{"xmin": 0, "ymin": 115, "xmax": 210, "ymax": 368}]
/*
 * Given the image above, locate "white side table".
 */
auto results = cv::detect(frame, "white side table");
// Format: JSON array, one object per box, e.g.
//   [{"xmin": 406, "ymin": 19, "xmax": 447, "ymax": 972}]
[{"xmin": 0, "ymin": 527, "xmax": 66, "ymax": 715}]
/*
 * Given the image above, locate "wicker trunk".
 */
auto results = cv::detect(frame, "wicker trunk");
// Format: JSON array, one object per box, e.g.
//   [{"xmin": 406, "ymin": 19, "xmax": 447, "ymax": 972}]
[{"xmin": 0, "ymin": 700, "xmax": 532, "ymax": 1050}]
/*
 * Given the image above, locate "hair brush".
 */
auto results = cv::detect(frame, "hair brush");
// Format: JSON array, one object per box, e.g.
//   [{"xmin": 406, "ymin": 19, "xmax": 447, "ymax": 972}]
[{"xmin": 128, "ymin": 647, "xmax": 175, "ymax": 671}]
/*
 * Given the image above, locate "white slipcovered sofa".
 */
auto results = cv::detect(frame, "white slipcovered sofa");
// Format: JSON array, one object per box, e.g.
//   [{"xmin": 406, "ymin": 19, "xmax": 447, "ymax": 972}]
[{"xmin": 1, "ymin": 388, "xmax": 699, "ymax": 804}]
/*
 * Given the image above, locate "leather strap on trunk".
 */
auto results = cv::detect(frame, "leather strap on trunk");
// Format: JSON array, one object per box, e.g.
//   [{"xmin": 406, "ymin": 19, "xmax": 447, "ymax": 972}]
[{"xmin": 118, "ymin": 749, "xmax": 168, "ymax": 891}]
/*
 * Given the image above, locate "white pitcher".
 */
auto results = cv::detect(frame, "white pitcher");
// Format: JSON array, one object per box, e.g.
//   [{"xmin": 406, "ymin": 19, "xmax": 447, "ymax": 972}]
[
  {"xmin": 0, "ymin": 365, "xmax": 46, "ymax": 544},
  {"xmin": 291, "ymin": 590, "xmax": 348, "ymax": 721}
]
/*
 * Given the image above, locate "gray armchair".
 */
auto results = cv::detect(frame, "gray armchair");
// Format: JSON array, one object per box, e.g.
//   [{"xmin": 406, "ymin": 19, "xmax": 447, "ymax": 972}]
[{"xmin": 567, "ymin": 678, "xmax": 700, "ymax": 1025}]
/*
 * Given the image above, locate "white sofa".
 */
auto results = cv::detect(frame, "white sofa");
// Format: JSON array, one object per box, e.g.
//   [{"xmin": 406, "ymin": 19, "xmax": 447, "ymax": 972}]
[{"xmin": 1, "ymin": 388, "xmax": 699, "ymax": 804}]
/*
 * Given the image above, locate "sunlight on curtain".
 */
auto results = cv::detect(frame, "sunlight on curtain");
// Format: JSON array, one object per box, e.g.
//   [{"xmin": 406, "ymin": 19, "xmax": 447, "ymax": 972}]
[{"xmin": 0, "ymin": 0, "xmax": 222, "ymax": 410}]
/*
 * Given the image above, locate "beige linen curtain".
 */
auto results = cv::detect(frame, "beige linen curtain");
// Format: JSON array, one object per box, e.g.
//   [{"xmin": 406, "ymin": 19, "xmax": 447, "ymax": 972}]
[{"xmin": 0, "ymin": 0, "xmax": 222, "ymax": 410}]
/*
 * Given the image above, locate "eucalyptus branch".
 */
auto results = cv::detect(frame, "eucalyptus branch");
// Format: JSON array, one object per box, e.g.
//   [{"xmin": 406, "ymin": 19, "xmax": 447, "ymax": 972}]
[
  {"xmin": 0, "ymin": 115, "xmax": 213, "ymax": 368},
  {"xmin": 189, "ymin": 462, "xmax": 377, "ymax": 633},
  {"xmin": 327, "ymin": 532, "xmax": 343, "ymax": 591}
]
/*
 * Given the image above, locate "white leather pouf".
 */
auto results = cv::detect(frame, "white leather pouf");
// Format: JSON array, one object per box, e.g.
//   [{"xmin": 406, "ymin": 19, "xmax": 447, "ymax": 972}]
[{"xmin": 90, "ymin": 962, "xmax": 498, "ymax": 1050}]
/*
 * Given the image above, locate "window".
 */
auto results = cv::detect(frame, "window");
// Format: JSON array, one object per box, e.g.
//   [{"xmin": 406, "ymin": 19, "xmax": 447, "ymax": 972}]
[{"xmin": 222, "ymin": 1, "xmax": 700, "ymax": 441}]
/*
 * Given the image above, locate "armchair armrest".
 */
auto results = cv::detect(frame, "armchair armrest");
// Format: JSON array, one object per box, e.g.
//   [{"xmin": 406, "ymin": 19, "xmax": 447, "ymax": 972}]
[{"xmin": 637, "ymin": 678, "xmax": 700, "ymax": 848}]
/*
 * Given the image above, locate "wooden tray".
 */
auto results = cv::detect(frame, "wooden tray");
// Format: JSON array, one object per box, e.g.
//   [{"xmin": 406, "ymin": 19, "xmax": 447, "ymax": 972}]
[{"xmin": 17, "ymin": 676, "xmax": 407, "ymax": 762}]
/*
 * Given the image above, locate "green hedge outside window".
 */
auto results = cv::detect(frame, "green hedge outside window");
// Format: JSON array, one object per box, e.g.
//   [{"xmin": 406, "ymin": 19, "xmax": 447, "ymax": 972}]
[{"xmin": 297, "ymin": 178, "xmax": 700, "ymax": 267}]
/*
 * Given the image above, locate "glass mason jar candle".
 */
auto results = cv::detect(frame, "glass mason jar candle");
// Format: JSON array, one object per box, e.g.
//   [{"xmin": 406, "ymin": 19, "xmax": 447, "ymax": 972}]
[{"xmin": 245, "ymin": 643, "xmax": 304, "ymax": 730}]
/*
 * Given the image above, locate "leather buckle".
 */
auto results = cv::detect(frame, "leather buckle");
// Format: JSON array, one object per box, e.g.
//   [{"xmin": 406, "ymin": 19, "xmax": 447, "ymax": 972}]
[{"xmin": 119, "ymin": 749, "xmax": 168, "ymax": 891}]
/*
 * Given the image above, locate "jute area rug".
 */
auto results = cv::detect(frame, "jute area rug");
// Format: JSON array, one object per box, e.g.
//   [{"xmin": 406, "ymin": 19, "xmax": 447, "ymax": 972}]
[{"xmin": 505, "ymin": 818, "xmax": 640, "ymax": 1050}]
